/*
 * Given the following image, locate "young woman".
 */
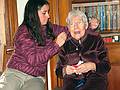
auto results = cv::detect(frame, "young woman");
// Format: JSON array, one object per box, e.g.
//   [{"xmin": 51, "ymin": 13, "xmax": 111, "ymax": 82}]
[{"xmin": 0, "ymin": 0, "xmax": 68, "ymax": 90}]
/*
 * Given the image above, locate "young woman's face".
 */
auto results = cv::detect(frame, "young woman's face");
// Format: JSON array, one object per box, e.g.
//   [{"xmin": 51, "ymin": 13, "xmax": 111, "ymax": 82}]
[
  {"xmin": 38, "ymin": 4, "xmax": 50, "ymax": 25},
  {"xmin": 69, "ymin": 16, "xmax": 86, "ymax": 40}
]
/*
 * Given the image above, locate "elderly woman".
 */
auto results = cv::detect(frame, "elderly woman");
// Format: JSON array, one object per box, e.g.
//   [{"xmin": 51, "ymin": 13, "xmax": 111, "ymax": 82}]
[{"xmin": 56, "ymin": 10, "xmax": 111, "ymax": 90}]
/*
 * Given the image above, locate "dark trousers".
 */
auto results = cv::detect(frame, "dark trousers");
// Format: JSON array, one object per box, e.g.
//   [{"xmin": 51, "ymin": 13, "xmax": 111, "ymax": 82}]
[{"xmin": 62, "ymin": 73, "xmax": 108, "ymax": 90}]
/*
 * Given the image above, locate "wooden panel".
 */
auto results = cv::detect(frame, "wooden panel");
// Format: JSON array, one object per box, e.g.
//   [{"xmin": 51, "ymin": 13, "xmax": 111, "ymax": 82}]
[
  {"xmin": 58, "ymin": 0, "xmax": 72, "ymax": 26},
  {"xmin": 106, "ymin": 43, "xmax": 120, "ymax": 90},
  {"xmin": 4, "ymin": 0, "xmax": 18, "ymax": 49},
  {"xmin": 49, "ymin": 0, "xmax": 59, "ymax": 24},
  {"xmin": 106, "ymin": 43, "xmax": 120, "ymax": 64},
  {"xmin": 108, "ymin": 65, "xmax": 120, "ymax": 90},
  {"xmin": 50, "ymin": 56, "xmax": 58, "ymax": 90}
]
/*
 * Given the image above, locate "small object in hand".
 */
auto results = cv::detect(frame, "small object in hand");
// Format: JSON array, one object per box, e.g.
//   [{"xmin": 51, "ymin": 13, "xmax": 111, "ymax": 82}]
[{"xmin": 72, "ymin": 61, "xmax": 84, "ymax": 68}]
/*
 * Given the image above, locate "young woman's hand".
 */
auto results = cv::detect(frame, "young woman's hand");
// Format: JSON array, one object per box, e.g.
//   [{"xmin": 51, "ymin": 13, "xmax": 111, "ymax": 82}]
[{"xmin": 55, "ymin": 32, "xmax": 67, "ymax": 47}]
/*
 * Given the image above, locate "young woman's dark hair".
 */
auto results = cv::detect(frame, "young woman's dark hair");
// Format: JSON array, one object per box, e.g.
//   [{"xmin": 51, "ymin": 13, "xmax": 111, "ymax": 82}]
[{"xmin": 23, "ymin": 0, "xmax": 55, "ymax": 46}]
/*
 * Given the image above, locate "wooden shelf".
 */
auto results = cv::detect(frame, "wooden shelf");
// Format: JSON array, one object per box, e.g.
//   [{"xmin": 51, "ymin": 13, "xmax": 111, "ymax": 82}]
[
  {"xmin": 101, "ymin": 32, "xmax": 120, "ymax": 37},
  {"xmin": 72, "ymin": 1, "xmax": 119, "ymax": 7},
  {"xmin": 72, "ymin": 0, "xmax": 106, "ymax": 4}
]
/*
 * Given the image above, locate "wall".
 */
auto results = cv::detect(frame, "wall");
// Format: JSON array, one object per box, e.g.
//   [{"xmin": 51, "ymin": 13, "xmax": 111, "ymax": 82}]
[
  {"xmin": 0, "ymin": 0, "xmax": 6, "ymax": 72},
  {"xmin": 16, "ymin": 0, "xmax": 28, "ymax": 26}
]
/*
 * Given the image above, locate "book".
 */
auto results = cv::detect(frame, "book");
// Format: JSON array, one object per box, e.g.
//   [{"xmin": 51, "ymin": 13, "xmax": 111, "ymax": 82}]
[
  {"xmin": 117, "ymin": 4, "xmax": 120, "ymax": 30},
  {"xmin": 112, "ymin": 4, "xmax": 117, "ymax": 30}
]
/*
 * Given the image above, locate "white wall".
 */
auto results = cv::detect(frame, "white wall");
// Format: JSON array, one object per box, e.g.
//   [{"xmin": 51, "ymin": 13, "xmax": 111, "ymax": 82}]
[{"xmin": 17, "ymin": 0, "xmax": 28, "ymax": 26}]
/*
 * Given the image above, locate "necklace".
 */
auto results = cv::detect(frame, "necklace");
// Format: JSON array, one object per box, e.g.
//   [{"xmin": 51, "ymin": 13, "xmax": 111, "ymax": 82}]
[{"xmin": 70, "ymin": 39, "xmax": 81, "ymax": 51}]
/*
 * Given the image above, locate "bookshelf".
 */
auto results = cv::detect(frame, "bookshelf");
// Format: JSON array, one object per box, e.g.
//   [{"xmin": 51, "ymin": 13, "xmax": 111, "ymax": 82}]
[{"xmin": 72, "ymin": 0, "xmax": 120, "ymax": 43}]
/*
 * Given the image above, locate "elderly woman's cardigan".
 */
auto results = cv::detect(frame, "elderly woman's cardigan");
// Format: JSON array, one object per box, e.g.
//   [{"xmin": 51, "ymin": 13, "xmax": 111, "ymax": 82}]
[{"xmin": 56, "ymin": 31, "xmax": 111, "ymax": 90}]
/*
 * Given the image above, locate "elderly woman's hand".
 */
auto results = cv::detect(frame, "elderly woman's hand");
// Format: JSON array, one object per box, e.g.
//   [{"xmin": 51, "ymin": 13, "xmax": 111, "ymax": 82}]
[
  {"xmin": 75, "ymin": 62, "xmax": 96, "ymax": 74},
  {"xmin": 63, "ymin": 65, "xmax": 76, "ymax": 75}
]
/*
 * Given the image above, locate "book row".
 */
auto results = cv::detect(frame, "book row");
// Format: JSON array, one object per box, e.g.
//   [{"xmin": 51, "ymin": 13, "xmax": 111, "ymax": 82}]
[{"xmin": 72, "ymin": 2, "xmax": 120, "ymax": 32}]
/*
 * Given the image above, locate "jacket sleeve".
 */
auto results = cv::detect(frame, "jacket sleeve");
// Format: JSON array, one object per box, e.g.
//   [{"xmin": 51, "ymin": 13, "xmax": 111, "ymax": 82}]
[
  {"xmin": 56, "ymin": 50, "xmax": 66, "ymax": 78},
  {"xmin": 95, "ymin": 36, "xmax": 111, "ymax": 74},
  {"xmin": 52, "ymin": 24, "xmax": 69, "ymax": 36}
]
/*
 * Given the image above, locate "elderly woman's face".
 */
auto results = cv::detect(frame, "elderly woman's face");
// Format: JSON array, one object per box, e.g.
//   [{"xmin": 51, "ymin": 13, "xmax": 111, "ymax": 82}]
[{"xmin": 69, "ymin": 16, "xmax": 86, "ymax": 40}]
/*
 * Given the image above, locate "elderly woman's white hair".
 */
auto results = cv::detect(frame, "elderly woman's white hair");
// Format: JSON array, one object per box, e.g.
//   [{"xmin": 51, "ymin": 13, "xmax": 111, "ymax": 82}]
[{"xmin": 66, "ymin": 10, "xmax": 88, "ymax": 29}]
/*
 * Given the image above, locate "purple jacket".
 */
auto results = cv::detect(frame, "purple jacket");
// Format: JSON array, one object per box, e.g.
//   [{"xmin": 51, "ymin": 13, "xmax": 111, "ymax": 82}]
[
  {"xmin": 7, "ymin": 24, "xmax": 68, "ymax": 77},
  {"xmin": 56, "ymin": 31, "xmax": 111, "ymax": 78},
  {"xmin": 56, "ymin": 31, "xmax": 111, "ymax": 90}
]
